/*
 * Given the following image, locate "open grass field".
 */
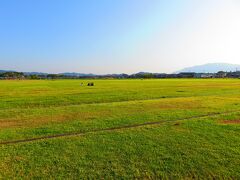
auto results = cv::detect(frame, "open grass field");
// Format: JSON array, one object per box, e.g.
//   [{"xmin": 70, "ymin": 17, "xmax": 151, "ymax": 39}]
[{"xmin": 0, "ymin": 79, "xmax": 240, "ymax": 179}]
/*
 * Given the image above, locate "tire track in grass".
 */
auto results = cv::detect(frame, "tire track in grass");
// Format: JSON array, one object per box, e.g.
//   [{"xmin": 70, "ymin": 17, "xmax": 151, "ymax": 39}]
[{"xmin": 1, "ymin": 110, "xmax": 240, "ymax": 145}]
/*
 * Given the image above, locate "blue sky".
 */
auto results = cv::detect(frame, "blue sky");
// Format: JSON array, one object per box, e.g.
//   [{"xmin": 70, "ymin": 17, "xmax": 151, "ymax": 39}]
[{"xmin": 0, "ymin": 0, "xmax": 240, "ymax": 73}]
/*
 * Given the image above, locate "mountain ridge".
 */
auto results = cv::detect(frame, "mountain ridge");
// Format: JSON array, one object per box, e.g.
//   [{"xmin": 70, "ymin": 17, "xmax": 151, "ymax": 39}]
[
  {"xmin": 175, "ymin": 63, "xmax": 240, "ymax": 73},
  {"xmin": 1, "ymin": 63, "xmax": 240, "ymax": 75}
]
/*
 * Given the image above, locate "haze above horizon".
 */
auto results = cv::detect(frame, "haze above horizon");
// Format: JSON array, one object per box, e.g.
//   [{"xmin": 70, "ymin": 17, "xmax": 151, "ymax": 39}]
[{"xmin": 0, "ymin": 0, "xmax": 240, "ymax": 74}]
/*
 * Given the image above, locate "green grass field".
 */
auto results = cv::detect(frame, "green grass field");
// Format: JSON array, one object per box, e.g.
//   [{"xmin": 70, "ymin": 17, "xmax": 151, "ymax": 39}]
[{"xmin": 0, "ymin": 79, "xmax": 240, "ymax": 179}]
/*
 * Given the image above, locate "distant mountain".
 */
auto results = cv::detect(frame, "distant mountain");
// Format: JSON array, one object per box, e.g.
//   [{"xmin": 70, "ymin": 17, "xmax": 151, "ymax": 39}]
[
  {"xmin": 0, "ymin": 70, "xmax": 46, "ymax": 75},
  {"xmin": 176, "ymin": 63, "xmax": 240, "ymax": 73},
  {"xmin": 2, "ymin": 63, "xmax": 240, "ymax": 76},
  {"xmin": 0, "ymin": 71, "xmax": 96, "ymax": 76},
  {"xmin": 59, "ymin": 72, "xmax": 96, "ymax": 77},
  {"xmin": 23, "ymin": 72, "xmax": 48, "ymax": 75},
  {"xmin": 135, "ymin": 72, "xmax": 151, "ymax": 75},
  {"xmin": 0, "ymin": 70, "xmax": 15, "ymax": 73}
]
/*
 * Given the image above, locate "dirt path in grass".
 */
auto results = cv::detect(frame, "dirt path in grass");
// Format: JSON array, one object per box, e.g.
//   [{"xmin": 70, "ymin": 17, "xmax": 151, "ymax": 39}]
[{"xmin": 1, "ymin": 110, "xmax": 240, "ymax": 145}]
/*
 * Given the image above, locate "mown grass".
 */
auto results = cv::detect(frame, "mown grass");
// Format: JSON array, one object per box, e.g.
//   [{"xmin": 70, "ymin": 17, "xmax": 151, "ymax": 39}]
[{"xmin": 0, "ymin": 79, "xmax": 240, "ymax": 179}]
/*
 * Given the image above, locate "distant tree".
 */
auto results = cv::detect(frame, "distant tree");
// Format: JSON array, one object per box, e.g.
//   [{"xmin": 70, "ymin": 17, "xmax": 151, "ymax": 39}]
[
  {"xmin": 143, "ymin": 73, "xmax": 154, "ymax": 79},
  {"xmin": 0, "ymin": 72, "xmax": 25, "ymax": 79},
  {"xmin": 47, "ymin": 74, "xmax": 59, "ymax": 79},
  {"xmin": 29, "ymin": 75, "xmax": 39, "ymax": 79},
  {"xmin": 46, "ymin": 74, "xmax": 67, "ymax": 79}
]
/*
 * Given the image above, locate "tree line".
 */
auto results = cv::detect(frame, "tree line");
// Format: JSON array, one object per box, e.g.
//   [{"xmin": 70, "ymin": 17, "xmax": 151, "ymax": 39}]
[{"xmin": 0, "ymin": 71, "xmax": 240, "ymax": 80}]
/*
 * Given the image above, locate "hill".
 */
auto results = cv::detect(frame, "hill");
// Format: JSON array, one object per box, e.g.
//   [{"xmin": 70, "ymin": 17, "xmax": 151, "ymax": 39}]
[
  {"xmin": 59, "ymin": 72, "xmax": 96, "ymax": 77},
  {"xmin": 0, "ymin": 70, "xmax": 15, "ymax": 73},
  {"xmin": 176, "ymin": 63, "xmax": 240, "ymax": 73}
]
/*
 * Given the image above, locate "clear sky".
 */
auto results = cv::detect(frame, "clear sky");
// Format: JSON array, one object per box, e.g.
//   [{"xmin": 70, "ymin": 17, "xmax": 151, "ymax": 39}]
[{"xmin": 0, "ymin": 0, "xmax": 240, "ymax": 74}]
